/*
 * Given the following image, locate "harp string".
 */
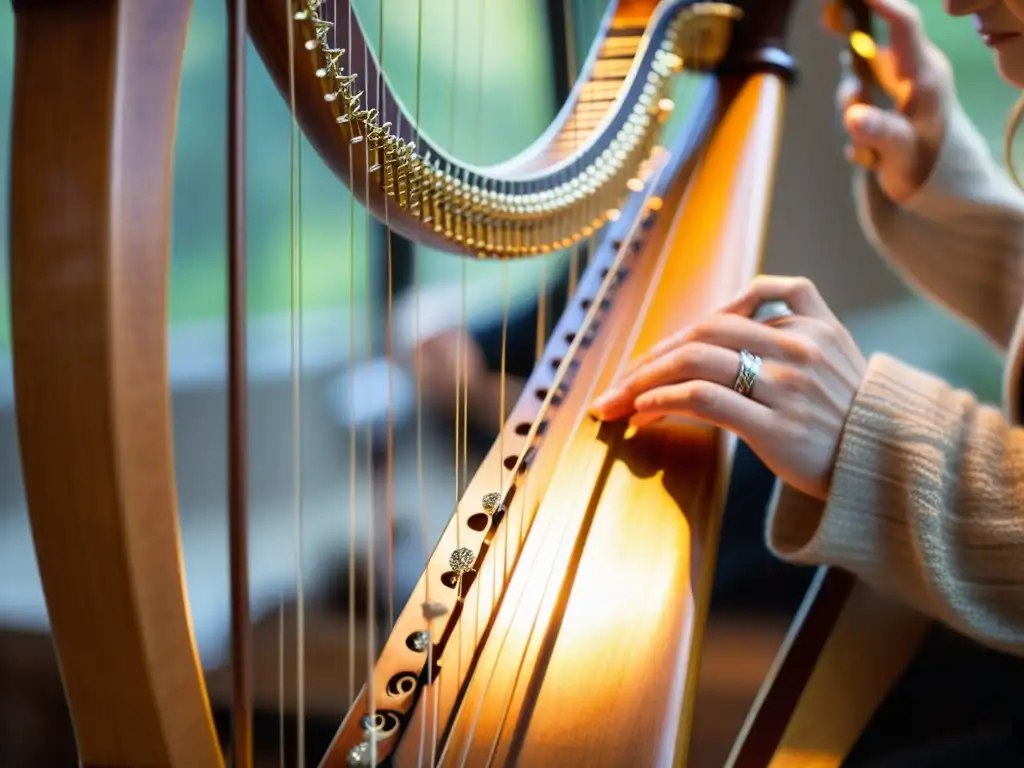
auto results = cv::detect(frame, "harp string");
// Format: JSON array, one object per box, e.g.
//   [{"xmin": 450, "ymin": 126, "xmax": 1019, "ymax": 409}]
[
  {"xmin": 450, "ymin": 0, "xmax": 463, "ymax": 568},
  {"xmin": 475, "ymin": 0, "xmax": 491, "ymax": 659},
  {"xmin": 379, "ymin": 0, "xmax": 397, "ymax": 640},
  {"xmin": 345, "ymin": 0, "xmax": 358, "ymax": 723},
  {"xmin": 364, "ymin": 0, "xmax": 380, "ymax": 753},
  {"xmin": 226, "ymin": 0, "xmax": 253, "ymax": 765},
  {"xmin": 293, "ymin": 106, "xmax": 307, "ymax": 768},
  {"xmin": 283, "ymin": 0, "xmax": 307, "ymax": 764},
  {"xmin": 409, "ymin": 0, "xmax": 435, "ymax": 764},
  {"xmin": 281, "ymin": 9, "xmax": 297, "ymax": 766},
  {"xmin": 381, "ymin": 0, "xmax": 397, "ymax": 635}
]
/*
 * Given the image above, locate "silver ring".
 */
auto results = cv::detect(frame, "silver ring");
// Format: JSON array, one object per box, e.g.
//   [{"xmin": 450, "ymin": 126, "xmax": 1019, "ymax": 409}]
[
  {"xmin": 733, "ymin": 349, "xmax": 762, "ymax": 398},
  {"xmin": 752, "ymin": 299, "xmax": 794, "ymax": 325}
]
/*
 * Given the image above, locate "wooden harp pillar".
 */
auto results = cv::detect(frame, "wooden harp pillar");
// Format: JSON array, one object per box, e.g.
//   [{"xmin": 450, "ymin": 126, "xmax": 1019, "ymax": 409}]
[{"xmin": 8, "ymin": 0, "xmax": 223, "ymax": 766}]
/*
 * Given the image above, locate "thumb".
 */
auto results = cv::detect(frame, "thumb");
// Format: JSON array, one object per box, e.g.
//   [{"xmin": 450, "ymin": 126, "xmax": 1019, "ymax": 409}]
[{"xmin": 844, "ymin": 103, "xmax": 920, "ymax": 201}]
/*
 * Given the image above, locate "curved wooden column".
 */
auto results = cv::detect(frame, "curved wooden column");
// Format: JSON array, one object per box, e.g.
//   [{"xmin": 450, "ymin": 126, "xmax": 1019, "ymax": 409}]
[{"xmin": 8, "ymin": 1, "xmax": 223, "ymax": 765}]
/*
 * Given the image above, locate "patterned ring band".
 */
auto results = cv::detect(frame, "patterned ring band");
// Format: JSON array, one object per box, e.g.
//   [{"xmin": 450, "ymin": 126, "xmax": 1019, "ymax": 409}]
[{"xmin": 733, "ymin": 349, "xmax": 762, "ymax": 398}]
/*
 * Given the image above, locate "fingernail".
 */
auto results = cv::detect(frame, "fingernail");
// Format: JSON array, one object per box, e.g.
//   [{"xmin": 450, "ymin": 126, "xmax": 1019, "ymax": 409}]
[{"xmin": 589, "ymin": 392, "xmax": 615, "ymax": 418}]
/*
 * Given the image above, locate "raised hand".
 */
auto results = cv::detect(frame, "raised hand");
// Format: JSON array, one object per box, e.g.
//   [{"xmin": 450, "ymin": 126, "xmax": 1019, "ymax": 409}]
[{"xmin": 833, "ymin": 0, "xmax": 955, "ymax": 202}]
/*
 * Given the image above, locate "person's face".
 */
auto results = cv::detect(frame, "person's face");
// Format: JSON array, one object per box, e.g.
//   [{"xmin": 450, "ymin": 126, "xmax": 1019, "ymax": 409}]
[{"xmin": 945, "ymin": 0, "xmax": 1024, "ymax": 86}]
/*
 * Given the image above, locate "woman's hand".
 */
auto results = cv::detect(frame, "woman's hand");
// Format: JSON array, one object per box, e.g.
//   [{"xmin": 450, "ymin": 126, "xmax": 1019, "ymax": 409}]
[
  {"xmin": 835, "ymin": 0, "xmax": 955, "ymax": 203},
  {"xmin": 590, "ymin": 276, "xmax": 868, "ymax": 501}
]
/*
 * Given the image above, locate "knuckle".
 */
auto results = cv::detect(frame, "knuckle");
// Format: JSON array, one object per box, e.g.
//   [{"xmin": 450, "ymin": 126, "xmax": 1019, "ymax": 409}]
[
  {"xmin": 684, "ymin": 321, "xmax": 715, "ymax": 344},
  {"xmin": 813, "ymin": 317, "xmax": 850, "ymax": 348},
  {"xmin": 643, "ymin": 391, "xmax": 668, "ymax": 411},
  {"xmin": 787, "ymin": 276, "xmax": 816, "ymax": 299},
  {"xmin": 683, "ymin": 381, "xmax": 717, "ymax": 413},
  {"xmin": 770, "ymin": 365, "xmax": 808, "ymax": 396},
  {"xmin": 820, "ymin": 320, "xmax": 844, "ymax": 344},
  {"xmin": 782, "ymin": 335, "xmax": 822, "ymax": 364},
  {"xmin": 671, "ymin": 345, "xmax": 703, "ymax": 377}
]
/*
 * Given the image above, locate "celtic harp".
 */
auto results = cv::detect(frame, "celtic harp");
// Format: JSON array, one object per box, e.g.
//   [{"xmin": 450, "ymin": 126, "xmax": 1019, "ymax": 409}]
[{"xmin": 5, "ymin": 1, "xmax": 930, "ymax": 767}]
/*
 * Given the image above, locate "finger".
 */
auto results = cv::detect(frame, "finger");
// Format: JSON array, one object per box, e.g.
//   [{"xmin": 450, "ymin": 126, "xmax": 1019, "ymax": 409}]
[
  {"xmin": 622, "ymin": 327, "xmax": 690, "ymax": 378},
  {"xmin": 722, "ymin": 275, "xmax": 835, "ymax": 321},
  {"xmin": 844, "ymin": 103, "xmax": 916, "ymax": 162},
  {"xmin": 633, "ymin": 380, "xmax": 776, "ymax": 443},
  {"xmin": 838, "ymin": 54, "xmax": 911, "ymax": 112},
  {"xmin": 593, "ymin": 342, "xmax": 740, "ymax": 420},
  {"xmin": 619, "ymin": 312, "xmax": 794, "ymax": 391},
  {"xmin": 864, "ymin": 0, "xmax": 924, "ymax": 81},
  {"xmin": 869, "ymin": 49, "xmax": 913, "ymax": 109}
]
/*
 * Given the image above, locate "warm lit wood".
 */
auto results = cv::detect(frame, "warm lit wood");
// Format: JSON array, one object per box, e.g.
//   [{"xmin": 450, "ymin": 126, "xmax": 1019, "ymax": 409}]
[
  {"xmin": 320, "ymin": 79, "xmax": 726, "ymax": 765},
  {"xmin": 728, "ymin": 570, "xmax": 931, "ymax": 767},
  {"xmin": 7, "ymin": 1, "xmax": 223, "ymax": 766},
  {"xmin": 381, "ymin": 72, "xmax": 788, "ymax": 768}
]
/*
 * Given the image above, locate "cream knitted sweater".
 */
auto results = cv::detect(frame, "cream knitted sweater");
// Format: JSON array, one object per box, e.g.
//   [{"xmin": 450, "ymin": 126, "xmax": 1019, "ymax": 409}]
[{"xmin": 767, "ymin": 100, "xmax": 1024, "ymax": 655}]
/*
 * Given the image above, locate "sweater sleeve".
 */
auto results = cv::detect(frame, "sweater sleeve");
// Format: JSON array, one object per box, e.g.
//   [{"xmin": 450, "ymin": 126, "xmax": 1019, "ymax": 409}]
[
  {"xmin": 766, "ymin": 352, "xmax": 1024, "ymax": 656},
  {"xmin": 856, "ymin": 101, "xmax": 1024, "ymax": 349}
]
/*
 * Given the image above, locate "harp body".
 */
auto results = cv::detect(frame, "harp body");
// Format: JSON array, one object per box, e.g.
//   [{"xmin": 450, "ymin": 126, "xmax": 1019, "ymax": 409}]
[{"xmin": 4, "ymin": 1, "xmax": 928, "ymax": 767}]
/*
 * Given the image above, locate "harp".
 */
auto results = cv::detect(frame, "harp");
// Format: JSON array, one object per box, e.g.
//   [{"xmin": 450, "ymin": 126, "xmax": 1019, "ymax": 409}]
[{"xmin": 5, "ymin": 0, "xmax": 931, "ymax": 766}]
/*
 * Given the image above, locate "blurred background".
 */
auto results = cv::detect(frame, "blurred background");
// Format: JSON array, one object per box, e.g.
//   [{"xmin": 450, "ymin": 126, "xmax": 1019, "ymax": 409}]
[{"xmin": 0, "ymin": 1, "xmax": 1015, "ymax": 765}]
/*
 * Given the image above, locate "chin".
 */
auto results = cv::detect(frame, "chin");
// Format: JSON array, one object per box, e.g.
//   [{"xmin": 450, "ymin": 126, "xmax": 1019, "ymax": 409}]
[{"xmin": 997, "ymin": 55, "xmax": 1024, "ymax": 89}]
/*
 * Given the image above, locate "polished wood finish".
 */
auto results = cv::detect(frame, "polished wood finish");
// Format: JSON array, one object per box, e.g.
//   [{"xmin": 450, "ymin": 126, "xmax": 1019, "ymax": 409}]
[
  {"xmin": 728, "ymin": 570, "xmax": 930, "ymax": 767},
  {"xmin": 7, "ymin": 1, "xmax": 223, "ymax": 765},
  {"xmin": 319, "ymin": 76, "xmax": 724, "ymax": 766},
  {"xmin": 318, "ymin": 70, "xmax": 789, "ymax": 766},
  {"xmin": 450, "ymin": 73, "xmax": 786, "ymax": 768}
]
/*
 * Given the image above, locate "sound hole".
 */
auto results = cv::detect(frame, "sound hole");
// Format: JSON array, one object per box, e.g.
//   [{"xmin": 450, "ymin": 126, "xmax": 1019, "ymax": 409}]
[
  {"xmin": 405, "ymin": 631, "xmax": 430, "ymax": 653},
  {"xmin": 360, "ymin": 709, "xmax": 403, "ymax": 739},
  {"xmin": 580, "ymin": 299, "xmax": 592, "ymax": 310},
  {"xmin": 385, "ymin": 673, "xmax": 418, "ymax": 699},
  {"xmin": 440, "ymin": 569, "xmax": 477, "ymax": 592},
  {"xmin": 467, "ymin": 513, "xmax": 489, "ymax": 532},
  {"xmin": 550, "ymin": 357, "xmax": 562, "ymax": 369},
  {"xmin": 503, "ymin": 455, "xmax": 518, "ymax": 470},
  {"xmin": 514, "ymin": 422, "xmax": 530, "ymax": 435},
  {"xmin": 564, "ymin": 332, "xmax": 575, "ymax": 344}
]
